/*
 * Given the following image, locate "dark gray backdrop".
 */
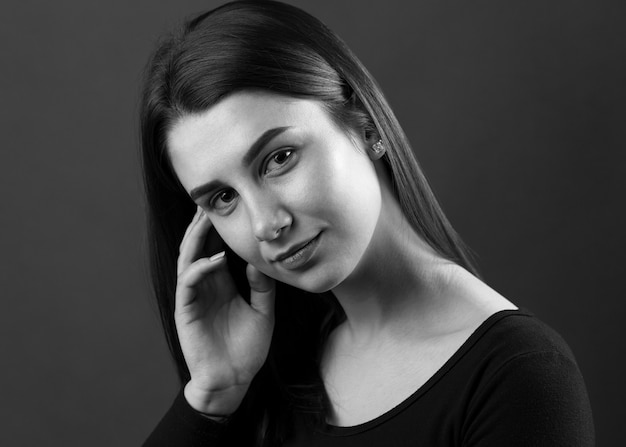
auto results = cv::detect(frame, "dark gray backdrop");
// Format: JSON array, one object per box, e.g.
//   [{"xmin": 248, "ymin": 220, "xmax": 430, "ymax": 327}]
[{"xmin": 2, "ymin": 0, "xmax": 623, "ymax": 445}]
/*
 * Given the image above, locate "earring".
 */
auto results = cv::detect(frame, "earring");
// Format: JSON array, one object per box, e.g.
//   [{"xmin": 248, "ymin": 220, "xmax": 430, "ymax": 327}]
[{"xmin": 371, "ymin": 140, "xmax": 384, "ymax": 156}]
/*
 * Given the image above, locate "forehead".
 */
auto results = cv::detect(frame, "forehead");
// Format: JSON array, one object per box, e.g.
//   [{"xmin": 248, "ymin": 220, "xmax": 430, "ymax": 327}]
[{"xmin": 166, "ymin": 91, "xmax": 329, "ymax": 188}]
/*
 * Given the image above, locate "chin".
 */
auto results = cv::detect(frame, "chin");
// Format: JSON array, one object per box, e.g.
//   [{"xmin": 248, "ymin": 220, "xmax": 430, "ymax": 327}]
[{"xmin": 277, "ymin": 264, "xmax": 349, "ymax": 294}]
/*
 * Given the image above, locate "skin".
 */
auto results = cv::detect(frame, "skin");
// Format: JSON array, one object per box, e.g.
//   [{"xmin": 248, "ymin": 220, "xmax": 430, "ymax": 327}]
[
  {"xmin": 167, "ymin": 90, "xmax": 517, "ymax": 423},
  {"xmin": 169, "ymin": 91, "xmax": 382, "ymax": 294}
]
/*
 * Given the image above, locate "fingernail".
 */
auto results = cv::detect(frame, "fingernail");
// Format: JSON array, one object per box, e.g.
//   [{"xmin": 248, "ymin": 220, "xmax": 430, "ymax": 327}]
[{"xmin": 209, "ymin": 251, "xmax": 226, "ymax": 262}]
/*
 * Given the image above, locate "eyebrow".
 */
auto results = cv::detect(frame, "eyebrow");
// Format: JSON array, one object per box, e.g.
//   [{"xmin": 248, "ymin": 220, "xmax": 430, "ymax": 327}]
[{"xmin": 189, "ymin": 126, "xmax": 291, "ymax": 201}]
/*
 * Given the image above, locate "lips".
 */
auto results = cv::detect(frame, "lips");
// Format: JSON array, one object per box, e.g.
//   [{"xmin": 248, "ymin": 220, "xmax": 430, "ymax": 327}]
[
  {"xmin": 272, "ymin": 233, "xmax": 321, "ymax": 270},
  {"xmin": 274, "ymin": 237, "xmax": 314, "ymax": 261}
]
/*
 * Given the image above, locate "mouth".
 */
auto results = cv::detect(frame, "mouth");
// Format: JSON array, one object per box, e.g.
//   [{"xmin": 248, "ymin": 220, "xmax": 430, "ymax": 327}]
[{"xmin": 273, "ymin": 232, "xmax": 322, "ymax": 270}]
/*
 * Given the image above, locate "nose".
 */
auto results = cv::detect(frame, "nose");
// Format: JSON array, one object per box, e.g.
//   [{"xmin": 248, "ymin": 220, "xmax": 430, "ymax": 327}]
[{"xmin": 247, "ymin": 193, "xmax": 293, "ymax": 242}]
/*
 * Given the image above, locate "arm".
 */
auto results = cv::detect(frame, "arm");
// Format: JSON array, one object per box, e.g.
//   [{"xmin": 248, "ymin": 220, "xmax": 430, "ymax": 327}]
[
  {"xmin": 142, "ymin": 390, "xmax": 228, "ymax": 447},
  {"xmin": 144, "ymin": 207, "xmax": 275, "ymax": 445},
  {"xmin": 464, "ymin": 351, "xmax": 595, "ymax": 446}
]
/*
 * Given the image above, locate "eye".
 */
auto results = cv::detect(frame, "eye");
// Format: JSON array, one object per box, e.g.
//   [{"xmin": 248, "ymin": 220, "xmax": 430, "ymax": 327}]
[
  {"xmin": 209, "ymin": 188, "xmax": 239, "ymax": 211},
  {"xmin": 264, "ymin": 149, "xmax": 294, "ymax": 174}
]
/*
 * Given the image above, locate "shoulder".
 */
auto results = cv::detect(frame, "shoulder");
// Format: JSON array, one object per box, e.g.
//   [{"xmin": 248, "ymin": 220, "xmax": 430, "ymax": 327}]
[
  {"xmin": 464, "ymin": 308, "xmax": 577, "ymax": 367},
  {"xmin": 456, "ymin": 309, "xmax": 595, "ymax": 446},
  {"xmin": 462, "ymin": 309, "xmax": 587, "ymax": 402}
]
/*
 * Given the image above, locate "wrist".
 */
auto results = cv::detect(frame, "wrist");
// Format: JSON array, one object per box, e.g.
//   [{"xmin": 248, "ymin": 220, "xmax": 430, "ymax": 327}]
[{"xmin": 184, "ymin": 381, "xmax": 250, "ymax": 416}]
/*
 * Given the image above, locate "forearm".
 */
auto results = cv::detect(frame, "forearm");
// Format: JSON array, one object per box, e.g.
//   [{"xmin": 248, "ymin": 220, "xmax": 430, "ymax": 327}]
[{"xmin": 142, "ymin": 390, "xmax": 230, "ymax": 447}]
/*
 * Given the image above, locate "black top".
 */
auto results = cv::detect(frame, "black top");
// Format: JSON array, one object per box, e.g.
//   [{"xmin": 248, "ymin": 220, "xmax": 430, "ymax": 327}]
[{"xmin": 144, "ymin": 309, "xmax": 595, "ymax": 446}]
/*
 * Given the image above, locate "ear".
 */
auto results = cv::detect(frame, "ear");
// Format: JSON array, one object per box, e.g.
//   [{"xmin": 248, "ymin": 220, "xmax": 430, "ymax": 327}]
[{"xmin": 366, "ymin": 134, "xmax": 385, "ymax": 160}]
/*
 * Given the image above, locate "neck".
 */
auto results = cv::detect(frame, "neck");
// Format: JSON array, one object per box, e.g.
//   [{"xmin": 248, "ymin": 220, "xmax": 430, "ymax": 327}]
[{"xmin": 330, "ymin": 182, "xmax": 457, "ymax": 344}]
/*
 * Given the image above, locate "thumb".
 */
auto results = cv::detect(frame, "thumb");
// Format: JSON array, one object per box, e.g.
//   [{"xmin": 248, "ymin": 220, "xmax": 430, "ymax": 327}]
[{"xmin": 246, "ymin": 264, "xmax": 275, "ymax": 317}]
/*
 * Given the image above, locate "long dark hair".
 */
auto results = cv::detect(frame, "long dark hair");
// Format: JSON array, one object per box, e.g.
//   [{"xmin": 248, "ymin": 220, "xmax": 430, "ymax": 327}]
[{"xmin": 140, "ymin": 1, "xmax": 478, "ymax": 444}]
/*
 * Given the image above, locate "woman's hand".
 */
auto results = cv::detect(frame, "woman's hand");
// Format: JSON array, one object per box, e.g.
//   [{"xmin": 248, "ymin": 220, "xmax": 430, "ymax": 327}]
[{"xmin": 175, "ymin": 206, "xmax": 276, "ymax": 415}]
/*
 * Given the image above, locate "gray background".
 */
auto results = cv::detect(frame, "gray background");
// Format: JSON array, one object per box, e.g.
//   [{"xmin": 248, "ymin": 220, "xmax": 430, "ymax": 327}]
[{"xmin": 2, "ymin": 0, "xmax": 624, "ymax": 445}]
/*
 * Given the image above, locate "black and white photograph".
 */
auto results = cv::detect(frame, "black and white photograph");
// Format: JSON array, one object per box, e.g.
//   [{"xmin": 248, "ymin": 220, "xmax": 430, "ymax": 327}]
[{"xmin": 2, "ymin": 1, "xmax": 624, "ymax": 445}]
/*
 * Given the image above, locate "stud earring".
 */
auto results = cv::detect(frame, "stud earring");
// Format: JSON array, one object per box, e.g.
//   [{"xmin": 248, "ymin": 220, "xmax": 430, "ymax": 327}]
[{"xmin": 371, "ymin": 140, "xmax": 384, "ymax": 155}]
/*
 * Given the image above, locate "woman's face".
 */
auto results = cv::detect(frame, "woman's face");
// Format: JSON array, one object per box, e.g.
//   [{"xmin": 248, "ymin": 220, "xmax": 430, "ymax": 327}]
[{"xmin": 167, "ymin": 91, "xmax": 382, "ymax": 293}]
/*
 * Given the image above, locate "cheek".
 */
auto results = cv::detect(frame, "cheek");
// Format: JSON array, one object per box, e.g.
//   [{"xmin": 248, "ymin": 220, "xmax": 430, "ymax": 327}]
[
  {"xmin": 320, "ymin": 151, "xmax": 382, "ymax": 230},
  {"xmin": 214, "ymin": 220, "xmax": 257, "ymax": 264}
]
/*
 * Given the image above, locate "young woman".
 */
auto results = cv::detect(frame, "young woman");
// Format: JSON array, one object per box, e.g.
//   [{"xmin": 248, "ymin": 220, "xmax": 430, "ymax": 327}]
[{"xmin": 140, "ymin": 1, "xmax": 594, "ymax": 445}]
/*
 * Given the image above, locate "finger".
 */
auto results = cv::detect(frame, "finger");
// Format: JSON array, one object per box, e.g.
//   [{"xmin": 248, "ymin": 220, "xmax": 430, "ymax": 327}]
[
  {"xmin": 178, "ymin": 211, "xmax": 214, "ymax": 274},
  {"xmin": 179, "ymin": 207, "xmax": 208, "ymax": 256},
  {"xmin": 246, "ymin": 264, "xmax": 275, "ymax": 318},
  {"xmin": 181, "ymin": 206, "xmax": 204, "ymax": 242},
  {"xmin": 176, "ymin": 252, "xmax": 227, "ymax": 309}
]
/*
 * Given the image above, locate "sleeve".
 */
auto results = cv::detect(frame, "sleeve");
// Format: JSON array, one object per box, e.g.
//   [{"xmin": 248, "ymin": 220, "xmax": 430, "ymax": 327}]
[
  {"xmin": 142, "ymin": 389, "xmax": 229, "ymax": 447},
  {"xmin": 463, "ymin": 351, "xmax": 595, "ymax": 447}
]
